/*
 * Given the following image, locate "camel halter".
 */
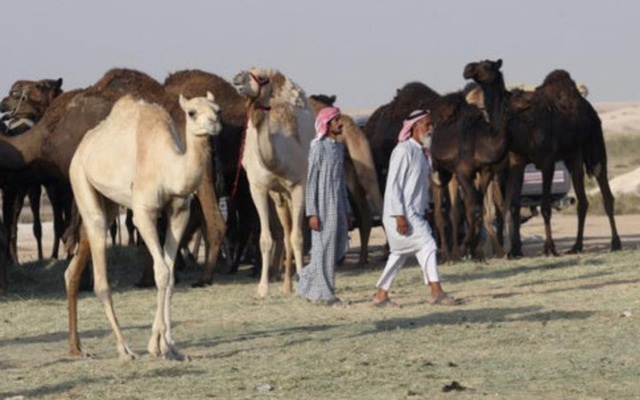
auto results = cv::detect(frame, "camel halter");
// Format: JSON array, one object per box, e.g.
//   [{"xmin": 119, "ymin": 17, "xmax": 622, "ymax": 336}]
[
  {"xmin": 7, "ymin": 87, "xmax": 30, "ymax": 118},
  {"xmin": 231, "ymin": 72, "xmax": 272, "ymax": 198}
]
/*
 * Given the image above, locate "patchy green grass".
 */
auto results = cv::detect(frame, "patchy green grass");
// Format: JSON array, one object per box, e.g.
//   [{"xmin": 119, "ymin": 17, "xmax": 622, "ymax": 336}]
[{"xmin": 2, "ymin": 244, "xmax": 640, "ymax": 399}]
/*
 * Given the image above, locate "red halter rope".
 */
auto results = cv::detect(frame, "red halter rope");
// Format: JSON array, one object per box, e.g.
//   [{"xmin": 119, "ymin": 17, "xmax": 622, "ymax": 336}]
[{"xmin": 231, "ymin": 72, "xmax": 271, "ymax": 198}]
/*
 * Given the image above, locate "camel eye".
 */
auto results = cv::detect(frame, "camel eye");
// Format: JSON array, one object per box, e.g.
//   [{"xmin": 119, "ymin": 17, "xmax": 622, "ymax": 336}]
[{"xmin": 188, "ymin": 110, "xmax": 196, "ymax": 118}]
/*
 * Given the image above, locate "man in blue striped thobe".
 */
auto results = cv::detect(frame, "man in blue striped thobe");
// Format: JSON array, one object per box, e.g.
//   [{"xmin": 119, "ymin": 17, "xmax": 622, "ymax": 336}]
[{"xmin": 297, "ymin": 107, "xmax": 351, "ymax": 305}]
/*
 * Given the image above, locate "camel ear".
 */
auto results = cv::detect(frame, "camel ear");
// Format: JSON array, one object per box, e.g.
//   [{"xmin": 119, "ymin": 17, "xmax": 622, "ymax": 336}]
[
  {"xmin": 206, "ymin": 91, "xmax": 215, "ymax": 103},
  {"xmin": 55, "ymin": 78, "xmax": 63, "ymax": 90},
  {"xmin": 179, "ymin": 94, "xmax": 187, "ymax": 110},
  {"xmin": 496, "ymin": 59, "xmax": 503, "ymax": 69}
]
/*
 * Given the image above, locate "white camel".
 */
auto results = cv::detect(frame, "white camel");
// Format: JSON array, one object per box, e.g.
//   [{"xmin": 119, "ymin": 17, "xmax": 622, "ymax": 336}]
[
  {"xmin": 65, "ymin": 92, "xmax": 221, "ymax": 359},
  {"xmin": 232, "ymin": 67, "xmax": 315, "ymax": 297}
]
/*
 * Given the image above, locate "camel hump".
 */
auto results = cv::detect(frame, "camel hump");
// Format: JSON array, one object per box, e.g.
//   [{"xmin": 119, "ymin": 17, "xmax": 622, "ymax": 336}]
[{"xmin": 271, "ymin": 71, "xmax": 307, "ymax": 108}]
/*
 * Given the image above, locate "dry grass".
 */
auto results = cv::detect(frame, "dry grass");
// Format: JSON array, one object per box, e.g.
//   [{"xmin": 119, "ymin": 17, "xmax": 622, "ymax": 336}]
[{"xmin": 2, "ymin": 243, "xmax": 640, "ymax": 399}]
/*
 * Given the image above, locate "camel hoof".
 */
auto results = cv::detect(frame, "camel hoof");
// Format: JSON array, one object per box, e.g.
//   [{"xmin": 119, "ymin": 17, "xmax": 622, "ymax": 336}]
[
  {"xmin": 611, "ymin": 237, "xmax": 622, "ymax": 251},
  {"xmin": 566, "ymin": 245, "xmax": 582, "ymax": 255},
  {"xmin": 69, "ymin": 348, "xmax": 94, "ymax": 358},
  {"xmin": 257, "ymin": 285, "xmax": 269, "ymax": 298},
  {"xmin": 118, "ymin": 351, "xmax": 138, "ymax": 361}
]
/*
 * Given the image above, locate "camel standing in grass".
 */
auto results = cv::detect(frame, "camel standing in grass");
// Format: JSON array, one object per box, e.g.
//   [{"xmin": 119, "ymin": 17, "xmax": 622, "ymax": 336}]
[
  {"xmin": 65, "ymin": 93, "xmax": 221, "ymax": 359},
  {"xmin": 464, "ymin": 59, "xmax": 620, "ymax": 256},
  {"xmin": 233, "ymin": 67, "xmax": 315, "ymax": 297}
]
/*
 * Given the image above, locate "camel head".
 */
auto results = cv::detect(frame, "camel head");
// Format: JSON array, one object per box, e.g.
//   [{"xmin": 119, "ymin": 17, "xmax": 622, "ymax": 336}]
[
  {"xmin": 537, "ymin": 69, "xmax": 586, "ymax": 100},
  {"xmin": 310, "ymin": 94, "xmax": 337, "ymax": 107},
  {"xmin": 0, "ymin": 78, "xmax": 63, "ymax": 122},
  {"xmin": 463, "ymin": 59, "xmax": 503, "ymax": 85},
  {"xmin": 178, "ymin": 91, "xmax": 222, "ymax": 136},
  {"xmin": 232, "ymin": 68, "xmax": 273, "ymax": 103}
]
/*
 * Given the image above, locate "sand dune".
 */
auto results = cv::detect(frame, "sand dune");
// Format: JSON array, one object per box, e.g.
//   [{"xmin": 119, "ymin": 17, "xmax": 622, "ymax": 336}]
[{"xmin": 597, "ymin": 101, "xmax": 640, "ymax": 136}]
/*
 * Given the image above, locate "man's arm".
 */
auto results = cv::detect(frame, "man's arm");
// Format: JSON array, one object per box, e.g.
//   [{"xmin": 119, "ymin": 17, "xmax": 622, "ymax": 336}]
[
  {"xmin": 306, "ymin": 143, "xmax": 322, "ymax": 231},
  {"xmin": 385, "ymin": 147, "xmax": 410, "ymax": 235}
]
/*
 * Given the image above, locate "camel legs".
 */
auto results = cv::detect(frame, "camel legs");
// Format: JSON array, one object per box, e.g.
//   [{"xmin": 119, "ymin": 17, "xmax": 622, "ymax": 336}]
[
  {"xmin": 504, "ymin": 158, "xmax": 526, "ymax": 258},
  {"xmin": 272, "ymin": 193, "xmax": 293, "ymax": 293},
  {"xmin": 566, "ymin": 157, "xmax": 588, "ymax": 253},
  {"xmin": 45, "ymin": 182, "xmax": 72, "ymax": 259},
  {"xmin": 345, "ymin": 160, "xmax": 371, "ymax": 265},
  {"xmin": 3, "ymin": 186, "xmax": 22, "ymax": 263},
  {"xmin": 26, "ymin": 185, "xmax": 44, "ymax": 260},
  {"xmin": 157, "ymin": 198, "xmax": 190, "ymax": 359},
  {"xmin": 250, "ymin": 185, "xmax": 274, "ymax": 298},
  {"xmin": 456, "ymin": 170, "xmax": 483, "ymax": 260},
  {"xmin": 431, "ymin": 172, "xmax": 452, "ymax": 262},
  {"xmin": 448, "ymin": 178, "xmax": 462, "ymax": 260},
  {"xmin": 67, "ymin": 165, "xmax": 135, "ymax": 359},
  {"xmin": 592, "ymin": 162, "xmax": 621, "ymax": 251},
  {"xmin": 478, "ymin": 171, "xmax": 505, "ymax": 258},
  {"xmin": 64, "ymin": 225, "xmax": 91, "ymax": 356},
  {"xmin": 540, "ymin": 165, "xmax": 559, "ymax": 256},
  {"xmin": 289, "ymin": 185, "xmax": 305, "ymax": 277},
  {"xmin": 194, "ymin": 162, "xmax": 226, "ymax": 287}
]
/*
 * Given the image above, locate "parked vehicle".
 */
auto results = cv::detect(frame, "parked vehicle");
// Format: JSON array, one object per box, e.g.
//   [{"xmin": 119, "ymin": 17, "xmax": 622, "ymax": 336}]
[{"xmin": 521, "ymin": 162, "xmax": 574, "ymax": 210}]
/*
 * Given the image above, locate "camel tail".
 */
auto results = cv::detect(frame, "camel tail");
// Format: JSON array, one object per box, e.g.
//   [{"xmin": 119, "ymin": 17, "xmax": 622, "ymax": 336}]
[
  {"xmin": 62, "ymin": 203, "xmax": 82, "ymax": 256},
  {"xmin": 583, "ymin": 125, "xmax": 607, "ymax": 179}
]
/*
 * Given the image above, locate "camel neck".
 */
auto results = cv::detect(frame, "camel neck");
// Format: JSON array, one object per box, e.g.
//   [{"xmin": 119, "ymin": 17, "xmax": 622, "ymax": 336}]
[
  {"xmin": 0, "ymin": 124, "xmax": 43, "ymax": 170},
  {"xmin": 480, "ymin": 76, "xmax": 508, "ymax": 131},
  {"xmin": 166, "ymin": 125, "xmax": 210, "ymax": 196},
  {"xmin": 249, "ymin": 107, "xmax": 282, "ymax": 174}
]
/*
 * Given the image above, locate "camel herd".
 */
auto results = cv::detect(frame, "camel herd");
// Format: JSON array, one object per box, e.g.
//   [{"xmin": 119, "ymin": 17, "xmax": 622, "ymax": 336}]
[{"xmin": 0, "ymin": 59, "xmax": 621, "ymax": 359}]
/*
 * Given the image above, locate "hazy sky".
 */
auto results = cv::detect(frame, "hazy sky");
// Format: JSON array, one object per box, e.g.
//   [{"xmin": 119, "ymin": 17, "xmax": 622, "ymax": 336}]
[{"xmin": 2, "ymin": 1, "xmax": 638, "ymax": 109}]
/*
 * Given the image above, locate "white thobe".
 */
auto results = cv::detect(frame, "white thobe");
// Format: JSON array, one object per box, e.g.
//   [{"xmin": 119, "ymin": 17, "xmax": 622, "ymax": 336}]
[
  {"xmin": 377, "ymin": 138, "xmax": 439, "ymax": 290},
  {"xmin": 383, "ymin": 139, "xmax": 433, "ymax": 254}
]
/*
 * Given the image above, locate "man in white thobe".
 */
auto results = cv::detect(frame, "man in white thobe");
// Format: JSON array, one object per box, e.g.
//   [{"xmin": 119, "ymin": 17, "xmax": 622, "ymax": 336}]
[{"xmin": 373, "ymin": 109, "xmax": 460, "ymax": 307}]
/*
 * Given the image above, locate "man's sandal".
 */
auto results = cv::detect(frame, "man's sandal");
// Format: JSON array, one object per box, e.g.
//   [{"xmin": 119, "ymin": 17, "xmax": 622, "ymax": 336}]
[{"xmin": 428, "ymin": 292, "xmax": 463, "ymax": 306}]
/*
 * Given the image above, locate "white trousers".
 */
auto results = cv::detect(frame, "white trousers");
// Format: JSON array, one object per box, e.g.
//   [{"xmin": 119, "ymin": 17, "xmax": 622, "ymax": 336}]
[{"xmin": 376, "ymin": 243, "xmax": 440, "ymax": 291}]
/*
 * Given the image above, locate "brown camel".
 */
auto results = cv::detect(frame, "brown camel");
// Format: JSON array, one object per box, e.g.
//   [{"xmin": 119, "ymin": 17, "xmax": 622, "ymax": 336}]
[
  {"xmin": 364, "ymin": 82, "xmax": 508, "ymax": 260},
  {"xmin": 65, "ymin": 92, "xmax": 221, "ymax": 360},
  {"xmin": 308, "ymin": 94, "xmax": 384, "ymax": 265},
  {"xmin": 463, "ymin": 59, "xmax": 620, "ymax": 256},
  {"xmin": 0, "ymin": 219, "xmax": 9, "ymax": 294},
  {"xmin": 0, "ymin": 78, "xmax": 68, "ymax": 262},
  {"xmin": 163, "ymin": 69, "xmax": 250, "ymax": 282}
]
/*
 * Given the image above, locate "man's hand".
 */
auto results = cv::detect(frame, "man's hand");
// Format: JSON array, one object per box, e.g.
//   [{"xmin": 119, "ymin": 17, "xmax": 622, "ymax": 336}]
[
  {"xmin": 395, "ymin": 215, "xmax": 408, "ymax": 235},
  {"xmin": 309, "ymin": 216, "xmax": 321, "ymax": 232}
]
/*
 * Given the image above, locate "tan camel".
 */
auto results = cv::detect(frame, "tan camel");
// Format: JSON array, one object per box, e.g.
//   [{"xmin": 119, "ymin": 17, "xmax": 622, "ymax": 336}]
[
  {"xmin": 65, "ymin": 92, "xmax": 221, "ymax": 359},
  {"xmin": 232, "ymin": 67, "xmax": 315, "ymax": 297}
]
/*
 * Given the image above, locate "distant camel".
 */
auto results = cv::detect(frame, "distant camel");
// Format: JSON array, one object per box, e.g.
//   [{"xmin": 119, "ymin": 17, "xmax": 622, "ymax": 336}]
[
  {"xmin": 65, "ymin": 93, "xmax": 221, "ymax": 359},
  {"xmin": 233, "ymin": 67, "xmax": 315, "ymax": 297},
  {"xmin": 0, "ymin": 78, "xmax": 67, "ymax": 262},
  {"xmin": 464, "ymin": 59, "xmax": 620, "ymax": 256},
  {"xmin": 308, "ymin": 94, "xmax": 383, "ymax": 265}
]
